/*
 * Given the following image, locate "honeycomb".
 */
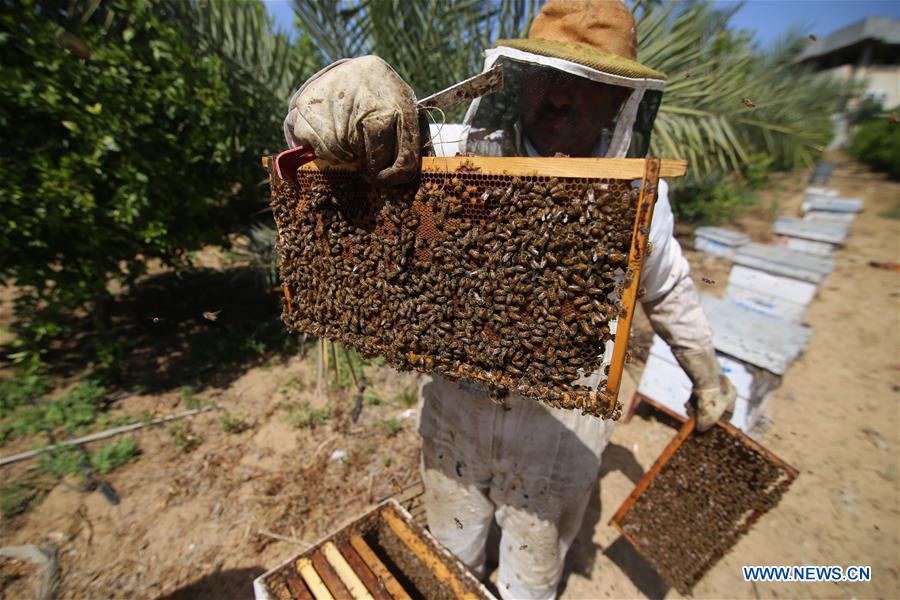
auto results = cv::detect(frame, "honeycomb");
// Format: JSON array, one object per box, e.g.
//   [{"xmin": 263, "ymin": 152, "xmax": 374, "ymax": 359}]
[
  {"xmin": 270, "ymin": 162, "xmax": 644, "ymax": 418},
  {"xmin": 615, "ymin": 423, "xmax": 797, "ymax": 594}
]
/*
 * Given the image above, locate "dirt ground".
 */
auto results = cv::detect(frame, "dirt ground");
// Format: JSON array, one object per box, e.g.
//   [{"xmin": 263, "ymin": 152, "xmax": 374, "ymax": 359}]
[{"xmin": 1, "ymin": 162, "xmax": 898, "ymax": 599}]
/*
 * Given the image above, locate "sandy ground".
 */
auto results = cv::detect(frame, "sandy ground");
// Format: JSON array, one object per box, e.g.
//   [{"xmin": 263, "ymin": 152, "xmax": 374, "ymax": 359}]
[{"xmin": 1, "ymin": 162, "xmax": 898, "ymax": 599}]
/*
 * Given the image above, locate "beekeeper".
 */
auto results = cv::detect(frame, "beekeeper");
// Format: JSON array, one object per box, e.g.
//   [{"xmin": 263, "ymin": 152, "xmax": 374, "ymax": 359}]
[{"xmin": 283, "ymin": 1, "xmax": 735, "ymax": 597}]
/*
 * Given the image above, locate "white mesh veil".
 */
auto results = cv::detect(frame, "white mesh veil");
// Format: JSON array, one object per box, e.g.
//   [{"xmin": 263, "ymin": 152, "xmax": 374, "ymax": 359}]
[{"xmin": 459, "ymin": 46, "xmax": 665, "ymax": 159}]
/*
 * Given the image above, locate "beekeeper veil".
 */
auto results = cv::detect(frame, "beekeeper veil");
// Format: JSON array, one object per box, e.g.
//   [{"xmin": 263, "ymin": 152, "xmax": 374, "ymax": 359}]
[{"xmin": 460, "ymin": 0, "xmax": 666, "ymax": 159}]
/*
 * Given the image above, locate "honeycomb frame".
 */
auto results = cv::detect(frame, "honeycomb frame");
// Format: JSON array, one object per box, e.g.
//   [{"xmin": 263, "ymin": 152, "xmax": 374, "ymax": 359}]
[
  {"xmin": 610, "ymin": 418, "xmax": 798, "ymax": 593},
  {"xmin": 265, "ymin": 156, "xmax": 682, "ymax": 418}
]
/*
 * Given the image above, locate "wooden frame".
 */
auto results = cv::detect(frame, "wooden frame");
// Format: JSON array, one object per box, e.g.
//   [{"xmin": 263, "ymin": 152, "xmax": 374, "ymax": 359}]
[
  {"xmin": 622, "ymin": 391, "xmax": 689, "ymax": 424},
  {"xmin": 256, "ymin": 500, "xmax": 493, "ymax": 600},
  {"xmin": 609, "ymin": 417, "xmax": 799, "ymax": 592},
  {"xmin": 265, "ymin": 155, "xmax": 682, "ymax": 417},
  {"xmin": 293, "ymin": 156, "xmax": 686, "ymax": 179}
]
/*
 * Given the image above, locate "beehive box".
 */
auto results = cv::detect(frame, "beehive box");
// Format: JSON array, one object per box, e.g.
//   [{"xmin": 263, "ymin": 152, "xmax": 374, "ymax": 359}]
[
  {"xmin": 254, "ymin": 500, "xmax": 494, "ymax": 600},
  {"xmin": 265, "ymin": 156, "xmax": 686, "ymax": 418},
  {"xmin": 611, "ymin": 419, "xmax": 798, "ymax": 594}
]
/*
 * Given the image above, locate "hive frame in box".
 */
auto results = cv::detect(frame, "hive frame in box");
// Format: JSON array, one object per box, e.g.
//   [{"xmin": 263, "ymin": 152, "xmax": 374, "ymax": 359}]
[
  {"xmin": 263, "ymin": 155, "xmax": 686, "ymax": 418},
  {"xmin": 253, "ymin": 499, "xmax": 495, "ymax": 600},
  {"xmin": 610, "ymin": 417, "xmax": 798, "ymax": 593}
]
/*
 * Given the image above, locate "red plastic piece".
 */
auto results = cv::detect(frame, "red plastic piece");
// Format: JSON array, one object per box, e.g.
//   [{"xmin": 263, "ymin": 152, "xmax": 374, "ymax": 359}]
[{"xmin": 275, "ymin": 145, "xmax": 316, "ymax": 187}]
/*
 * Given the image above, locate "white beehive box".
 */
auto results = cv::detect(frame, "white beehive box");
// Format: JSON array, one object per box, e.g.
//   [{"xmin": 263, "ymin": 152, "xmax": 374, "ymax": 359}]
[
  {"xmin": 725, "ymin": 243, "xmax": 833, "ymax": 323},
  {"xmin": 694, "ymin": 226, "xmax": 750, "ymax": 257},
  {"xmin": 699, "ymin": 294, "xmax": 811, "ymax": 376},
  {"xmin": 773, "ymin": 216, "xmax": 849, "ymax": 257},
  {"xmin": 637, "ymin": 335, "xmax": 780, "ymax": 434},
  {"xmin": 801, "ymin": 193, "xmax": 862, "ymax": 225}
]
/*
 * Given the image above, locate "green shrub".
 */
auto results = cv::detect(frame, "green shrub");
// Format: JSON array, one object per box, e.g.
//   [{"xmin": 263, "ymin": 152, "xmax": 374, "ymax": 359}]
[
  {"xmin": 0, "ymin": 0, "xmax": 316, "ymax": 367},
  {"xmin": 283, "ymin": 401, "xmax": 332, "ymax": 429},
  {"xmin": 90, "ymin": 437, "xmax": 139, "ymax": 474},
  {"xmin": 380, "ymin": 417, "xmax": 403, "ymax": 438},
  {"xmin": 219, "ymin": 411, "xmax": 251, "ymax": 434},
  {"xmin": 0, "ymin": 370, "xmax": 49, "ymax": 418},
  {"xmin": 39, "ymin": 445, "xmax": 83, "ymax": 479},
  {"xmin": 168, "ymin": 421, "xmax": 201, "ymax": 452},
  {"xmin": 849, "ymin": 114, "xmax": 900, "ymax": 179},
  {"xmin": 671, "ymin": 176, "xmax": 756, "ymax": 225}
]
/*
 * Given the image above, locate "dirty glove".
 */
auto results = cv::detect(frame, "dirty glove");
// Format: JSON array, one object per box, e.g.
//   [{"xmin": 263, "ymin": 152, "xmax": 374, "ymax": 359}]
[
  {"xmin": 642, "ymin": 276, "xmax": 736, "ymax": 432},
  {"xmin": 283, "ymin": 56, "xmax": 421, "ymax": 186},
  {"xmin": 673, "ymin": 346, "xmax": 737, "ymax": 432}
]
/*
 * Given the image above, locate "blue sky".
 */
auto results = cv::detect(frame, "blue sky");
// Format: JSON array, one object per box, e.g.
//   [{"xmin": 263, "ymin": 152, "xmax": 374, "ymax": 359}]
[{"xmin": 263, "ymin": 0, "xmax": 900, "ymax": 48}]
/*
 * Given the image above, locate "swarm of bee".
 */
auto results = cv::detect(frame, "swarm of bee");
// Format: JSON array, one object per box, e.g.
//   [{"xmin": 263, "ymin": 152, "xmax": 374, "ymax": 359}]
[
  {"xmin": 618, "ymin": 425, "xmax": 796, "ymax": 593},
  {"xmin": 270, "ymin": 166, "xmax": 640, "ymax": 418}
]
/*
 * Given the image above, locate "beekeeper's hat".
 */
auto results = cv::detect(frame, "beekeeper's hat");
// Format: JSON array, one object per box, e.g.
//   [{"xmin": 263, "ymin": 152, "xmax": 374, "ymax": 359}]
[{"xmin": 464, "ymin": 0, "xmax": 665, "ymax": 158}]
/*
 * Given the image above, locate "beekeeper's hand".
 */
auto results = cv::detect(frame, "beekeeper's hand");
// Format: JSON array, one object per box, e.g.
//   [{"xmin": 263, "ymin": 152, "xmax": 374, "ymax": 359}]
[
  {"xmin": 283, "ymin": 56, "xmax": 420, "ymax": 186},
  {"xmin": 643, "ymin": 276, "xmax": 736, "ymax": 432},
  {"xmin": 676, "ymin": 347, "xmax": 737, "ymax": 432}
]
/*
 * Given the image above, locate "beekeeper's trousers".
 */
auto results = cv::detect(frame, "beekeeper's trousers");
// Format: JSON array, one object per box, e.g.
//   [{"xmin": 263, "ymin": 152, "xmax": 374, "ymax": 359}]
[{"xmin": 417, "ymin": 375, "xmax": 615, "ymax": 600}]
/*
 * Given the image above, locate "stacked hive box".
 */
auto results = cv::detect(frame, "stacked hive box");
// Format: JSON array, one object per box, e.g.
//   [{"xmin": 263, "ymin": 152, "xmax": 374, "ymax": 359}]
[
  {"xmin": 726, "ymin": 242, "xmax": 835, "ymax": 323},
  {"xmin": 633, "ymin": 185, "xmax": 861, "ymax": 435},
  {"xmin": 633, "ymin": 296, "xmax": 808, "ymax": 435},
  {"xmin": 693, "ymin": 226, "xmax": 750, "ymax": 258}
]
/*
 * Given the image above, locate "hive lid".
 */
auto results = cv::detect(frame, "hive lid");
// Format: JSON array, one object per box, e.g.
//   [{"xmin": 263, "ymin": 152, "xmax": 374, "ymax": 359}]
[
  {"xmin": 802, "ymin": 195, "xmax": 863, "ymax": 213},
  {"xmin": 700, "ymin": 294, "xmax": 811, "ymax": 375},
  {"xmin": 733, "ymin": 242, "xmax": 835, "ymax": 284},
  {"xmin": 774, "ymin": 216, "xmax": 849, "ymax": 244},
  {"xmin": 694, "ymin": 226, "xmax": 750, "ymax": 247}
]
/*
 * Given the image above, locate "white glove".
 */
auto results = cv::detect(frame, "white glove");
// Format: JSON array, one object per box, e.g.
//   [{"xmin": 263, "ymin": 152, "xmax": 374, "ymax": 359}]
[
  {"xmin": 283, "ymin": 56, "xmax": 421, "ymax": 185},
  {"xmin": 642, "ymin": 276, "xmax": 736, "ymax": 432}
]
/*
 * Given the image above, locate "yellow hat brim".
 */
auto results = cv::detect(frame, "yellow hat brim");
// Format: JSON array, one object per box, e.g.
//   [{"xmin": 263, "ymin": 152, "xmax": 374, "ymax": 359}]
[{"xmin": 494, "ymin": 38, "xmax": 666, "ymax": 82}]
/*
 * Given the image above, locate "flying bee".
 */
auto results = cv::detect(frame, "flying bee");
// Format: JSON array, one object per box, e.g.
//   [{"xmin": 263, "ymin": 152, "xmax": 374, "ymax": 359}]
[
  {"xmin": 742, "ymin": 97, "xmax": 756, "ymax": 108},
  {"xmin": 701, "ymin": 277, "xmax": 716, "ymax": 285}
]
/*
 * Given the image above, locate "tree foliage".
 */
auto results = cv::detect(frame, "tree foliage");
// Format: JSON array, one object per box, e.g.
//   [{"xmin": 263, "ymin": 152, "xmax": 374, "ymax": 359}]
[
  {"xmin": 849, "ymin": 110, "xmax": 900, "ymax": 179},
  {"xmin": 0, "ymin": 0, "xmax": 317, "ymax": 366},
  {"xmin": 637, "ymin": 1, "xmax": 853, "ymax": 188},
  {"xmin": 292, "ymin": 0, "xmax": 538, "ymax": 118}
]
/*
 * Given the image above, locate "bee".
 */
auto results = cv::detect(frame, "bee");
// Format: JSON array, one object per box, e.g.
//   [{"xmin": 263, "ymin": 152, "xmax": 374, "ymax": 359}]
[
  {"xmin": 453, "ymin": 517, "xmax": 463, "ymax": 530},
  {"xmin": 742, "ymin": 97, "xmax": 756, "ymax": 108},
  {"xmin": 701, "ymin": 277, "xmax": 715, "ymax": 285},
  {"xmin": 808, "ymin": 34, "xmax": 817, "ymax": 41},
  {"xmin": 202, "ymin": 310, "xmax": 221, "ymax": 322}
]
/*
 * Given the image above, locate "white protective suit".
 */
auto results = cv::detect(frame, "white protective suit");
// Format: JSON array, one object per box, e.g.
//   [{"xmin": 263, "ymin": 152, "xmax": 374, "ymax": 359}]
[
  {"xmin": 283, "ymin": 47, "xmax": 729, "ymax": 600},
  {"xmin": 412, "ymin": 46, "xmax": 720, "ymax": 599},
  {"xmin": 418, "ymin": 145, "xmax": 699, "ymax": 600}
]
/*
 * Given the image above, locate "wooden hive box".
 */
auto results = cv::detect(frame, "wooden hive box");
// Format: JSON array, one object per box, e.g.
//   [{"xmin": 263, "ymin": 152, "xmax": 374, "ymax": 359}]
[{"xmin": 254, "ymin": 499, "xmax": 495, "ymax": 600}]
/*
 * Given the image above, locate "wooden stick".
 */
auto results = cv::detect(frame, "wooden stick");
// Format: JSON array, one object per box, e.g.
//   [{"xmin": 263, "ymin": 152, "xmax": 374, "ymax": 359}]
[
  {"xmin": 330, "ymin": 342, "xmax": 340, "ymax": 390},
  {"xmin": 348, "ymin": 534, "xmax": 411, "ymax": 600},
  {"xmin": 604, "ymin": 158, "xmax": 661, "ymax": 414},
  {"xmin": 258, "ymin": 529, "xmax": 313, "ymax": 548},
  {"xmin": 311, "ymin": 550, "xmax": 352, "ymax": 598},
  {"xmin": 0, "ymin": 406, "xmax": 216, "ymax": 467},
  {"xmin": 284, "ymin": 571, "xmax": 315, "ymax": 600},
  {"xmin": 316, "ymin": 338, "xmax": 325, "ymax": 400},
  {"xmin": 297, "ymin": 557, "xmax": 334, "ymax": 600},
  {"xmin": 322, "ymin": 541, "xmax": 374, "ymax": 600},
  {"xmin": 343, "ymin": 347, "xmax": 361, "ymax": 390},
  {"xmin": 381, "ymin": 509, "xmax": 478, "ymax": 600},
  {"xmin": 336, "ymin": 538, "xmax": 393, "ymax": 600},
  {"xmin": 298, "ymin": 156, "xmax": 688, "ymax": 179}
]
